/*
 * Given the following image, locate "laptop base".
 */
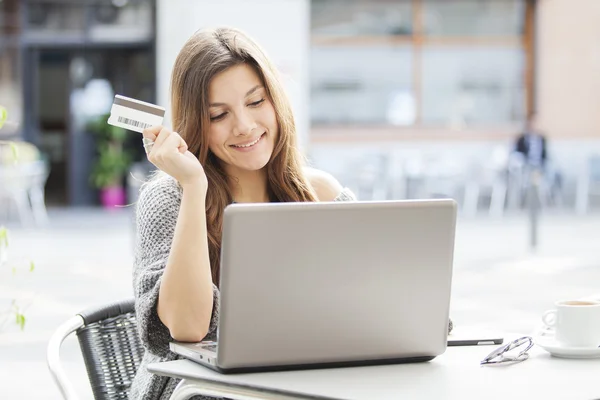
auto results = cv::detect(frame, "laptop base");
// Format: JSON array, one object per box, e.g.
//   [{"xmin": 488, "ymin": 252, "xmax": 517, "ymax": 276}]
[{"xmin": 188, "ymin": 354, "xmax": 436, "ymax": 374}]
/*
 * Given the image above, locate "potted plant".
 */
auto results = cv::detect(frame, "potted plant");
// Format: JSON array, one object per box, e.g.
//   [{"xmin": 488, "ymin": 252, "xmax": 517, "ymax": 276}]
[{"xmin": 88, "ymin": 113, "xmax": 134, "ymax": 208}]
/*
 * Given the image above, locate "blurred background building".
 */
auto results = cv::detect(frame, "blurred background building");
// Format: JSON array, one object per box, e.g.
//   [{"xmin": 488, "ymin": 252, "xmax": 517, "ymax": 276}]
[
  {"xmin": 1, "ymin": 0, "xmax": 600, "ymax": 214},
  {"xmin": 307, "ymin": 0, "xmax": 600, "ymax": 213},
  {"xmin": 1, "ymin": 0, "xmax": 155, "ymax": 209}
]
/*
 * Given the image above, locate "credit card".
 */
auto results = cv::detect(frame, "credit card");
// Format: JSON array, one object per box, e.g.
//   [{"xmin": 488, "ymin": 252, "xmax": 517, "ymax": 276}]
[{"xmin": 107, "ymin": 94, "xmax": 165, "ymax": 133}]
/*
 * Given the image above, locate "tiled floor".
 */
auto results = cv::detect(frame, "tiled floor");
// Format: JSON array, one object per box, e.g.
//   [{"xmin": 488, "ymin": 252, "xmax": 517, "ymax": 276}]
[{"xmin": 1, "ymin": 207, "xmax": 599, "ymax": 399}]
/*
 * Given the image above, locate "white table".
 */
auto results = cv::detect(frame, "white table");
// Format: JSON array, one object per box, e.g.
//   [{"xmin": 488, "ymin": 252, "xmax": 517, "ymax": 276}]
[{"xmin": 148, "ymin": 340, "xmax": 600, "ymax": 400}]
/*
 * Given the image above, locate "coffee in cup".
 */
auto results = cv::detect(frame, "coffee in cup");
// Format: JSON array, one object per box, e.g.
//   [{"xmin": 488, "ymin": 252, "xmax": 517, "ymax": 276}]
[{"xmin": 542, "ymin": 300, "xmax": 600, "ymax": 348}]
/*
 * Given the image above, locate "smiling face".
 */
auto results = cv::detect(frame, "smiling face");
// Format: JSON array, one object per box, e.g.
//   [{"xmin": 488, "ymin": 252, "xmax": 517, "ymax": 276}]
[{"xmin": 207, "ymin": 63, "xmax": 278, "ymax": 175}]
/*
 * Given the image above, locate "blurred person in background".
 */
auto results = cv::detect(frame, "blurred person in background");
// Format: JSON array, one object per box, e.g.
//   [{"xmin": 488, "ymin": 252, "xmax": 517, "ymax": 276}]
[
  {"xmin": 130, "ymin": 27, "xmax": 355, "ymax": 400},
  {"xmin": 514, "ymin": 112, "xmax": 547, "ymax": 169},
  {"xmin": 513, "ymin": 112, "xmax": 563, "ymax": 206}
]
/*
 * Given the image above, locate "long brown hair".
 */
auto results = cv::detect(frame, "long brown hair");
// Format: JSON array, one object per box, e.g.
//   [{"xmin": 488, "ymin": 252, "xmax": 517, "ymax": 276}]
[{"xmin": 170, "ymin": 27, "xmax": 317, "ymax": 285}]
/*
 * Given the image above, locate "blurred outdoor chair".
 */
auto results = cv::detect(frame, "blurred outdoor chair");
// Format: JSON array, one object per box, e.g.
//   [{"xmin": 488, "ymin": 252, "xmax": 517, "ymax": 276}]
[
  {"xmin": 47, "ymin": 298, "xmax": 144, "ymax": 400},
  {"xmin": 575, "ymin": 154, "xmax": 600, "ymax": 214},
  {"xmin": 0, "ymin": 141, "xmax": 50, "ymax": 226},
  {"xmin": 418, "ymin": 156, "xmax": 464, "ymax": 202},
  {"xmin": 462, "ymin": 147, "xmax": 509, "ymax": 217},
  {"xmin": 402, "ymin": 153, "xmax": 427, "ymax": 199},
  {"xmin": 342, "ymin": 151, "xmax": 393, "ymax": 201},
  {"xmin": 505, "ymin": 152, "xmax": 526, "ymax": 210},
  {"xmin": 387, "ymin": 152, "xmax": 408, "ymax": 200},
  {"xmin": 509, "ymin": 153, "xmax": 564, "ymax": 211},
  {"xmin": 542, "ymin": 161, "xmax": 564, "ymax": 208}
]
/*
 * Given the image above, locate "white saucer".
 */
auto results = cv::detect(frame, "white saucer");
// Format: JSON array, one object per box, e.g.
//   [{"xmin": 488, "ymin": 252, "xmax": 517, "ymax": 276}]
[{"xmin": 534, "ymin": 329, "xmax": 600, "ymax": 359}]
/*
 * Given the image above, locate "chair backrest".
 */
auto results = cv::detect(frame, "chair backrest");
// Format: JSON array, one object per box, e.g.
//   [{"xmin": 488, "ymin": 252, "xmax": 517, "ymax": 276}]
[
  {"xmin": 0, "ymin": 140, "xmax": 41, "ymax": 165},
  {"xmin": 588, "ymin": 155, "xmax": 600, "ymax": 182},
  {"xmin": 75, "ymin": 299, "xmax": 144, "ymax": 400},
  {"xmin": 0, "ymin": 159, "xmax": 49, "ymax": 192}
]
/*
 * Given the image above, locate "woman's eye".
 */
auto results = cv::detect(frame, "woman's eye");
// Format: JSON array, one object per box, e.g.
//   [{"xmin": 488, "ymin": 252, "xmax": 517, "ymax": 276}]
[
  {"xmin": 249, "ymin": 99, "xmax": 265, "ymax": 107},
  {"xmin": 210, "ymin": 112, "xmax": 227, "ymax": 121}
]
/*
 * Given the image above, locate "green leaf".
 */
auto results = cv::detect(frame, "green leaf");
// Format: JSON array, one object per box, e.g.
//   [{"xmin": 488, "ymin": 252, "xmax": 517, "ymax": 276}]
[
  {"xmin": 11, "ymin": 266, "xmax": 16, "ymax": 276},
  {"xmin": 9, "ymin": 142, "xmax": 18, "ymax": 161},
  {"xmin": 0, "ymin": 226, "xmax": 8, "ymax": 247},
  {"xmin": 29, "ymin": 261, "xmax": 35, "ymax": 272},
  {"xmin": 0, "ymin": 105, "xmax": 6, "ymax": 129},
  {"xmin": 16, "ymin": 313, "xmax": 25, "ymax": 330}
]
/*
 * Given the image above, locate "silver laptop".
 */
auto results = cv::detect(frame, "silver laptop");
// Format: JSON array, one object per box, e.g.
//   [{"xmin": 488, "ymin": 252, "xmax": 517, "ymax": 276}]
[{"xmin": 170, "ymin": 198, "xmax": 457, "ymax": 373}]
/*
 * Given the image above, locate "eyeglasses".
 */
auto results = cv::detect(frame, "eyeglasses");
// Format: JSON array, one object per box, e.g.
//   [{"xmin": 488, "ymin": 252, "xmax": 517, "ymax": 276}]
[{"xmin": 480, "ymin": 336, "xmax": 534, "ymax": 365}]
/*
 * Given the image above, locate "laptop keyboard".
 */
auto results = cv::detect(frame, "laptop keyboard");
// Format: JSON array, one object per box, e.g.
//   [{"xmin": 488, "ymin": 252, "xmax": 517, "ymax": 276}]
[{"xmin": 202, "ymin": 344, "xmax": 218, "ymax": 352}]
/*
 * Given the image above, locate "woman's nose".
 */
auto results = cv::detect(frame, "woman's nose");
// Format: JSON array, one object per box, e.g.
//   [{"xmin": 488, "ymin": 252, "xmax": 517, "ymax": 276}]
[{"xmin": 233, "ymin": 109, "xmax": 257, "ymax": 136}]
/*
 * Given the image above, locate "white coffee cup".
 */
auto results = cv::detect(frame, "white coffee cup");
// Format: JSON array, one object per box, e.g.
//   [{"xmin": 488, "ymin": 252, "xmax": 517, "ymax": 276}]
[{"xmin": 542, "ymin": 300, "xmax": 600, "ymax": 348}]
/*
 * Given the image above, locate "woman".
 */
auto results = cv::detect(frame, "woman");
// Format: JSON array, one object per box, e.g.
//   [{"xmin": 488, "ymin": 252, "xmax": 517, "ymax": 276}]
[{"xmin": 130, "ymin": 27, "xmax": 355, "ymax": 400}]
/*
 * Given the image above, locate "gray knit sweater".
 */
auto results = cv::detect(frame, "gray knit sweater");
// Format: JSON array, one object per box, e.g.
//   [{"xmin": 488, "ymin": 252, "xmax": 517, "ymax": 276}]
[{"xmin": 129, "ymin": 175, "xmax": 357, "ymax": 400}]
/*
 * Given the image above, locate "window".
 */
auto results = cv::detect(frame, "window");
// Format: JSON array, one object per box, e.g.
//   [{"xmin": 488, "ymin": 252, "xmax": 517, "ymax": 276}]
[
  {"xmin": 25, "ymin": 1, "xmax": 87, "ymax": 40},
  {"xmin": 421, "ymin": 47, "xmax": 525, "ymax": 125},
  {"xmin": 311, "ymin": 46, "xmax": 414, "ymax": 125},
  {"xmin": 310, "ymin": 0, "xmax": 532, "ymax": 128},
  {"xmin": 312, "ymin": 0, "xmax": 413, "ymax": 37},
  {"xmin": 422, "ymin": 0, "xmax": 524, "ymax": 36},
  {"xmin": 24, "ymin": 0, "xmax": 154, "ymax": 43}
]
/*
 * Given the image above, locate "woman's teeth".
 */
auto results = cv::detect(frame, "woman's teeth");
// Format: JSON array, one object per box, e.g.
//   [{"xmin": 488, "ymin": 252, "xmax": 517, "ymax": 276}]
[{"xmin": 232, "ymin": 135, "xmax": 262, "ymax": 148}]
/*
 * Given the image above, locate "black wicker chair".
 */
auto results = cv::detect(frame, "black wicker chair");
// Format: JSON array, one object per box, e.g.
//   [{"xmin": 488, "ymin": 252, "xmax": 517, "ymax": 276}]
[{"xmin": 47, "ymin": 299, "xmax": 145, "ymax": 400}]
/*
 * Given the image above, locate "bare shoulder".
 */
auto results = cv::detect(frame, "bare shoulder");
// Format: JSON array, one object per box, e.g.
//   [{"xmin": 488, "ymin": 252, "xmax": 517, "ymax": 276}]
[{"xmin": 304, "ymin": 167, "xmax": 344, "ymax": 202}]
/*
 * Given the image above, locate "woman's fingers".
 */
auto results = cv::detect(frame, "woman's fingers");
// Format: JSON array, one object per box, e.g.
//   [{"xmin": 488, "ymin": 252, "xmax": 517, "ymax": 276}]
[
  {"xmin": 142, "ymin": 126, "xmax": 189, "ymax": 161},
  {"xmin": 154, "ymin": 127, "xmax": 172, "ymax": 147},
  {"xmin": 142, "ymin": 125, "xmax": 161, "ymax": 141},
  {"xmin": 177, "ymin": 134, "xmax": 188, "ymax": 154}
]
